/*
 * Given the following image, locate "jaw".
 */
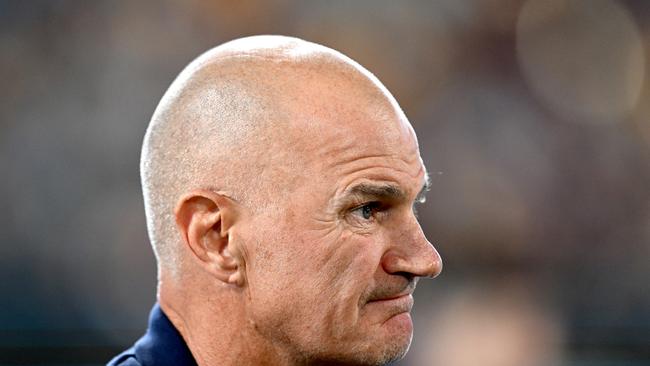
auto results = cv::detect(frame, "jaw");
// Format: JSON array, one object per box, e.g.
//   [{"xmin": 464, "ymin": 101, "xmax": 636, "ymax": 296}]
[
  {"xmin": 270, "ymin": 313, "xmax": 412, "ymax": 366},
  {"xmin": 309, "ymin": 311, "xmax": 413, "ymax": 366}
]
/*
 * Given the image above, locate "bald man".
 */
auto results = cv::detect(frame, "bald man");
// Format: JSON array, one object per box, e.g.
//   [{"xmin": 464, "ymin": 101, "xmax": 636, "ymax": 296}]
[{"xmin": 108, "ymin": 35, "xmax": 442, "ymax": 366}]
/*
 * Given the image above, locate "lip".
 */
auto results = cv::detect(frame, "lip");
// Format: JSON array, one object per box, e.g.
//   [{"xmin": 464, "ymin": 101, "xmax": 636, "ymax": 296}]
[{"xmin": 367, "ymin": 293, "xmax": 414, "ymax": 313}]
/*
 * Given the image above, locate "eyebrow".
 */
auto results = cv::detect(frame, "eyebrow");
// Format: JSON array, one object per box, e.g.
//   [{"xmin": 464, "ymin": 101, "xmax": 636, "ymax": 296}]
[
  {"xmin": 344, "ymin": 173, "xmax": 431, "ymax": 204},
  {"xmin": 347, "ymin": 183, "xmax": 407, "ymax": 202}
]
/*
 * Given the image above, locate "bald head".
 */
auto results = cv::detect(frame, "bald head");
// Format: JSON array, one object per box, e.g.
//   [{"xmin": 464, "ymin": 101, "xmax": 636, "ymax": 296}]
[
  {"xmin": 138, "ymin": 35, "xmax": 439, "ymax": 366},
  {"xmin": 141, "ymin": 35, "xmax": 407, "ymax": 277}
]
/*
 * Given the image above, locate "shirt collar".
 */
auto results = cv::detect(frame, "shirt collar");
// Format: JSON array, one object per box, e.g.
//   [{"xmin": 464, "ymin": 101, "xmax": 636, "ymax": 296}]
[{"xmin": 134, "ymin": 303, "xmax": 197, "ymax": 366}]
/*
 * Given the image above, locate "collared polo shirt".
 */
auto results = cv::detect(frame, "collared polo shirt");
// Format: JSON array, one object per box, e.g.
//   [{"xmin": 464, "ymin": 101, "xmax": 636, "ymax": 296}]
[{"xmin": 108, "ymin": 303, "xmax": 197, "ymax": 366}]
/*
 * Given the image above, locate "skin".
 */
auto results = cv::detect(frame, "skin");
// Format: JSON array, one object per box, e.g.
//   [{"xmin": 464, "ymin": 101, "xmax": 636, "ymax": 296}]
[{"xmin": 151, "ymin": 36, "xmax": 442, "ymax": 366}]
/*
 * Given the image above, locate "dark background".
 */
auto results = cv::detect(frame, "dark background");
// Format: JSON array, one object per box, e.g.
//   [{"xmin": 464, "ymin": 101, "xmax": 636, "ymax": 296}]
[{"xmin": 1, "ymin": 1, "xmax": 649, "ymax": 365}]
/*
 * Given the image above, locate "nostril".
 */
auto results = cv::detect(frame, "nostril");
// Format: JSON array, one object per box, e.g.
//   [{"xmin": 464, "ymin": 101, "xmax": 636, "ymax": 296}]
[{"xmin": 393, "ymin": 272, "xmax": 415, "ymax": 282}]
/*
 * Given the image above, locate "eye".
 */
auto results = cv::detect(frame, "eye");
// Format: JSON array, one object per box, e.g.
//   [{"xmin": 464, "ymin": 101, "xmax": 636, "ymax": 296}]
[{"xmin": 351, "ymin": 202, "xmax": 381, "ymax": 221}]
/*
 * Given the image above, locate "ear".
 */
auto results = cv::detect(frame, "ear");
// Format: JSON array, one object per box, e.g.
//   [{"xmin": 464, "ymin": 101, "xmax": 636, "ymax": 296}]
[{"xmin": 174, "ymin": 189, "xmax": 245, "ymax": 286}]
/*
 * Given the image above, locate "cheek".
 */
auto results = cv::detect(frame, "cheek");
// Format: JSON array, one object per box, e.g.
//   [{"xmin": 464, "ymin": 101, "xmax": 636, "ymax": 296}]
[
  {"xmin": 311, "ymin": 231, "xmax": 385, "ymax": 330},
  {"xmin": 244, "ymin": 220, "xmax": 382, "ymax": 341},
  {"xmin": 243, "ymin": 220, "xmax": 328, "ymax": 313},
  {"xmin": 324, "ymin": 232, "xmax": 380, "ymax": 299}
]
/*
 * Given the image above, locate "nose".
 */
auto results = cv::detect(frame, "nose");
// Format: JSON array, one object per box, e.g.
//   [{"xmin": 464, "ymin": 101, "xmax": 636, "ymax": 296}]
[{"xmin": 381, "ymin": 217, "xmax": 443, "ymax": 279}]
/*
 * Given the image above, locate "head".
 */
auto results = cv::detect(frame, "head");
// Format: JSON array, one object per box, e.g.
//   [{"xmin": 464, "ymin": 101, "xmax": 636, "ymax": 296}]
[{"xmin": 141, "ymin": 35, "xmax": 442, "ymax": 365}]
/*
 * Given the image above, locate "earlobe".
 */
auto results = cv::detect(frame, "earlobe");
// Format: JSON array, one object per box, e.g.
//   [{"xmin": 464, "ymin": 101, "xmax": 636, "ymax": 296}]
[{"xmin": 175, "ymin": 190, "xmax": 246, "ymax": 286}]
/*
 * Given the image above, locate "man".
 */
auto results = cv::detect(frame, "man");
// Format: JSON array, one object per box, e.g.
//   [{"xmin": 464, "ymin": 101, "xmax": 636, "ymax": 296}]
[{"xmin": 109, "ymin": 35, "xmax": 442, "ymax": 366}]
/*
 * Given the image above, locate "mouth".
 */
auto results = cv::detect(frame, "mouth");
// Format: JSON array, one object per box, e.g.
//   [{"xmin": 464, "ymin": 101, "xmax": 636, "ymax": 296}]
[
  {"xmin": 365, "ymin": 293, "xmax": 415, "ymax": 330},
  {"xmin": 367, "ymin": 293, "xmax": 414, "ymax": 315},
  {"xmin": 370, "ymin": 292, "xmax": 414, "ymax": 304},
  {"xmin": 361, "ymin": 279, "xmax": 418, "ymax": 322},
  {"xmin": 366, "ymin": 280, "xmax": 415, "ymax": 302}
]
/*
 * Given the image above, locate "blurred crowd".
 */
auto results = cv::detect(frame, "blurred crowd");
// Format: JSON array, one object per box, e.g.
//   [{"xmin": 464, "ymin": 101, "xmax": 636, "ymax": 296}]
[{"xmin": 1, "ymin": 1, "xmax": 649, "ymax": 365}]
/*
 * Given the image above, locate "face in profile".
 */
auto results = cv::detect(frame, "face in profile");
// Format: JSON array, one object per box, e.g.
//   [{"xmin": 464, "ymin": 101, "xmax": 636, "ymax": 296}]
[{"xmin": 237, "ymin": 70, "xmax": 442, "ymax": 365}]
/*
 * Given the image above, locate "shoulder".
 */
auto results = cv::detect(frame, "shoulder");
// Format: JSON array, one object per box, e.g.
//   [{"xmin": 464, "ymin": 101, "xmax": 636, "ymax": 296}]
[{"xmin": 107, "ymin": 348, "xmax": 141, "ymax": 366}]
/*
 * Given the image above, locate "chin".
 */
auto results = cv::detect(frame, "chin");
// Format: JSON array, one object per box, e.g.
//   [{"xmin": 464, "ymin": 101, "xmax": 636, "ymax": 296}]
[
  {"xmin": 351, "ymin": 340, "xmax": 412, "ymax": 366},
  {"xmin": 378, "ymin": 330, "xmax": 413, "ymax": 364},
  {"xmin": 307, "ymin": 330, "xmax": 412, "ymax": 366},
  {"xmin": 298, "ymin": 310, "xmax": 414, "ymax": 365},
  {"xmin": 371, "ymin": 313, "xmax": 414, "ymax": 364},
  {"xmin": 314, "ymin": 346, "xmax": 409, "ymax": 366},
  {"xmin": 346, "ymin": 323, "xmax": 413, "ymax": 365}
]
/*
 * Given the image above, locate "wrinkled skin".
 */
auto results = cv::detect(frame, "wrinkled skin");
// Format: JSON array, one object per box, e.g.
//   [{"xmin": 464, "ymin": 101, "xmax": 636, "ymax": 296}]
[
  {"xmin": 156, "ymin": 36, "xmax": 443, "ymax": 366},
  {"xmin": 236, "ymin": 66, "xmax": 442, "ymax": 365}
]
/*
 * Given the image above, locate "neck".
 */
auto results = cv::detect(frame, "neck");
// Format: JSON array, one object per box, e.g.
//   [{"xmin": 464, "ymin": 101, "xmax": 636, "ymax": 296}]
[{"xmin": 159, "ymin": 277, "xmax": 296, "ymax": 366}]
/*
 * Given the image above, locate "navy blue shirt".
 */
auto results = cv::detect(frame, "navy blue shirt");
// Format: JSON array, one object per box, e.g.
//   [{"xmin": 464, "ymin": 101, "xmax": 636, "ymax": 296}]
[{"xmin": 108, "ymin": 303, "xmax": 197, "ymax": 366}]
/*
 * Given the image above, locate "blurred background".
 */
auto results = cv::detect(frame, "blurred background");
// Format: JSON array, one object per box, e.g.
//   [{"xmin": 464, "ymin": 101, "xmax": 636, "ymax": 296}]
[{"xmin": 1, "ymin": 0, "xmax": 649, "ymax": 365}]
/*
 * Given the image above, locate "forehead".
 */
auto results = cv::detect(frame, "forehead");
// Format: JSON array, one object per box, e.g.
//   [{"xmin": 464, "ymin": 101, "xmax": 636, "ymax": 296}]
[{"xmin": 281, "ymin": 68, "xmax": 425, "ymax": 196}]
